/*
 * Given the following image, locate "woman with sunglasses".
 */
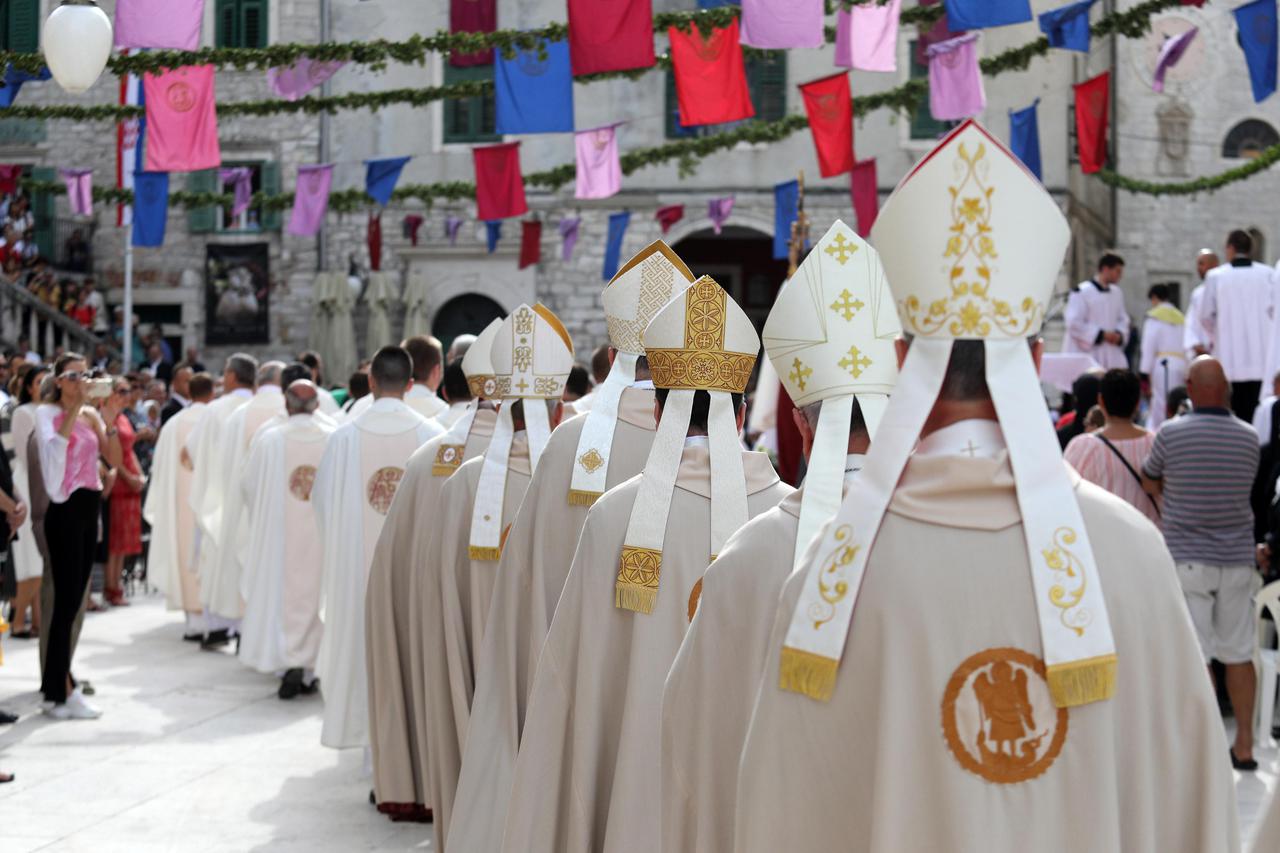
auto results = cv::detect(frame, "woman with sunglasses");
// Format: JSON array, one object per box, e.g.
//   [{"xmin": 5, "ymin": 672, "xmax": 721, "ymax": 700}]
[
  {"xmin": 33, "ymin": 352, "xmax": 123, "ymax": 720},
  {"xmin": 103, "ymin": 378, "xmax": 144, "ymax": 606}
]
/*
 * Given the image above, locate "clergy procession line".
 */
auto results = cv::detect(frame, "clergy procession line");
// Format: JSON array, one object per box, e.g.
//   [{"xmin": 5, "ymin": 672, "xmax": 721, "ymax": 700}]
[{"xmin": 10, "ymin": 120, "xmax": 1280, "ymax": 851}]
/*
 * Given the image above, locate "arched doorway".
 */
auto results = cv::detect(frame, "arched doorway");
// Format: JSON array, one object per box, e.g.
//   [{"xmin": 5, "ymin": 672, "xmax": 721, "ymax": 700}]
[
  {"xmin": 672, "ymin": 225, "xmax": 790, "ymax": 335},
  {"xmin": 433, "ymin": 293, "xmax": 504, "ymax": 354}
]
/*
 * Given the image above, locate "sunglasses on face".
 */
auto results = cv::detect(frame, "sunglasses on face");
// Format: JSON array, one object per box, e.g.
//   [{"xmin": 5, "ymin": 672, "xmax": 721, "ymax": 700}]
[
  {"xmin": 114, "ymin": 388, "xmax": 130, "ymax": 396},
  {"xmin": 60, "ymin": 371, "xmax": 84, "ymax": 382}
]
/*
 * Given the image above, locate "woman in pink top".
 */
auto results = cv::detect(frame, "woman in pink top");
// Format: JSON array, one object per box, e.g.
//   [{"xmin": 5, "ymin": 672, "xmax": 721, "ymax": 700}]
[
  {"xmin": 33, "ymin": 352, "xmax": 124, "ymax": 720},
  {"xmin": 1064, "ymin": 368, "xmax": 1161, "ymax": 527}
]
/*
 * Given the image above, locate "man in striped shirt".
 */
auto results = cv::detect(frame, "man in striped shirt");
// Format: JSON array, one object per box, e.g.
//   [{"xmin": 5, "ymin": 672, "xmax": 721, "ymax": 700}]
[{"xmin": 1142, "ymin": 356, "xmax": 1262, "ymax": 770}]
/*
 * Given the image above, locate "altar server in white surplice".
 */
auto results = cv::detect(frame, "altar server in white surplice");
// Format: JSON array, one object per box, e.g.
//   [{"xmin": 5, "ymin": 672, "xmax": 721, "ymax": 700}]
[
  {"xmin": 735, "ymin": 120, "xmax": 1237, "ymax": 853},
  {"xmin": 1183, "ymin": 249, "xmax": 1219, "ymax": 358},
  {"xmin": 312, "ymin": 345, "xmax": 442, "ymax": 750},
  {"xmin": 1062, "ymin": 252, "xmax": 1129, "ymax": 369},
  {"xmin": 1202, "ymin": 229, "xmax": 1277, "ymax": 420},
  {"xmin": 662, "ymin": 219, "xmax": 899, "ymax": 853},
  {"xmin": 238, "ymin": 380, "xmax": 335, "ymax": 697},
  {"xmin": 1138, "ymin": 284, "xmax": 1187, "ymax": 430},
  {"xmin": 449, "ymin": 241, "xmax": 692, "ymax": 853},
  {"xmin": 346, "ymin": 335, "xmax": 449, "ymax": 422}
]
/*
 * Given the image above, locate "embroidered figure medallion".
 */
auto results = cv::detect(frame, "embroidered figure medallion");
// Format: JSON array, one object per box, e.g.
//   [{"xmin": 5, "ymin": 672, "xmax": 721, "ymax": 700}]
[
  {"xmin": 288, "ymin": 465, "xmax": 317, "ymax": 502},
  {"xmin": 366, "ymin": 466, "xmax": 405, "ymax": 515}
]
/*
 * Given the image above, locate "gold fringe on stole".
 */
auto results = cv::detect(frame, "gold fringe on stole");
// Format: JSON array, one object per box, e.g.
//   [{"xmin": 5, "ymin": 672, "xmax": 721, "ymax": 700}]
[
  {"xmin": 469, "ymin": 545, "xmax": 502, "ymax": 562},
  {"xmin": 433, "ymin": 464, "xmax": 461, "ymax": 476},
  {"xmin": 615, "ymin": 545, "xmax": 662, "ymax": 614},
  {"xmin": 779, "ymin": 646, "xmax": 840, "ymax": 701},
  {"xmin": 567, "ymin": 489, "xmax": 602, "ymax": 507},
  {"xmin": 1046, "ymin": 653, "xmax": 1117, "ymax": 708},
  {"xmin": 615, "ymin": 583, "xmax": 657, "ymax": 614}
]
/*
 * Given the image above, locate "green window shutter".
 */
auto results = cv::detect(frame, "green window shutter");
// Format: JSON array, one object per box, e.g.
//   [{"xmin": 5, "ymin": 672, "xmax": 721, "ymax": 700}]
[
  {"xmin": 31, "ymin": 165, "xmax": 55, "ymax": 260},
  {"xmin": 908, "ymin": 40, "xmax": 950, "ymax": 141},
  {"xmin": 215, "ymin": 0, "xmax": 236, "ymax": 48},
  {"xmin": 260, "ymin": 161, "xmax": 281, "ymax": 230},
  {"xmin": 240, "ymin": 0, "xmax": 268, "ymax": 48},
  {"xmin": 7, "ymin": 0, "xmax": 39, "ymax": 54},
  {"xmin": 187, "ymin": 169, "xmax": 218, "ymax": 233},
  {"xmin": 747, "ymin": 52, "xmax": 786, "ymax": 123},
  {"xmin": 442, "ymin": 64, "xmax": 499, "ymax": 144}
]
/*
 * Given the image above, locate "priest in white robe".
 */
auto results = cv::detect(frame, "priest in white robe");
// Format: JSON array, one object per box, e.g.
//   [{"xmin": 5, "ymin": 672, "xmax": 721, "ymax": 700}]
[
  {"xmin": 1139, "ymin": 284, "xmax": 1187, "ymax": 429},
  {"xmin": 499, "ymin": 278, "xmax": 792, "ymax": 853},
  {"xmin": 346, "ymin": 334, "xmax": 448, "ymax": 422},
  {"xmin": 449, "ymin": 241, "xmax": 694, "ymax": 853},
  {"xmin": 1203, "ymin": 229, "xmax": 1277, "ymax": 419},
  {"xmin": 1184, "ymin": 249, "xmax": 1219, "ymax": 358},
  {"xmin": 143, "ymin": 373, "xmax": 214, "ymax": 639},
  {"xmin": 238, "ymin": 380, "xmax": 335, "ymax": 697},
  {"xmin": 365, "ymin": 319, "xmax": 494, "ymax": 824},
  {"xmin": 1062, "ymin": 252, "xmax": 1129, "ymax": 369},
  {"xmin": 662, "ymin": 220, "xmax": 899, "ymax": 853},
  {"xmin": 735, "ymin": 121, "xmax": 1238, "ymax": 853},
  {"xmin": 312, "ymin": 345, "xmax": 442, "ymax": 750},
  {"xmin": 1252, "ymin": 788, "xmax": 1280, "ymax": 853},
  {"xmin": 422, "ymin": 304, "xmax": 575, "ymax": 849}
]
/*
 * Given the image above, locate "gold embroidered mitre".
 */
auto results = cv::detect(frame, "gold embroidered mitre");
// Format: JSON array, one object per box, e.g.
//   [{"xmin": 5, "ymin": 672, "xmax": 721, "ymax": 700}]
[
  {"xmin": 462, "ymin": 316, "xmax": 503, "ymax": 399},
  {"xmin": 489, "ymin": 303, "xmax": 575, "ymax": 400},
  {"xmin": 642, "ymin": 275, "xmax": 758, "ymax": 394}
]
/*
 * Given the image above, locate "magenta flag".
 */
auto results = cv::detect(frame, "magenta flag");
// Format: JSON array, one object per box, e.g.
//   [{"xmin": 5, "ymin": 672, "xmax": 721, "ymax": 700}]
[
  {"xmin": 559, "ymin": 217, "xmax": 581, "ymax": 261},
  {"xmin": 740, "ymin": 0, "xmax": 824, "ymax": 48},
  {"xmin": 850, "ymin": 159, "xmax": 879, "ymax": 237},
  {"xmin": 575, "ymin": 124, "xmax": 622, "ymax": 201},
  {"xmin": 927, "ymin": 33, "xmax": 986, "ymax": 121},
  {"xmin": 1153, "ymin": 27, "xmax": 1198, "ymax": 92},
  {"xmin": 288, "ymin": 164, "xmax": 333, "ymax": 237},
  {"xmin": 268, "ymin": 59, "xmax": 347, "ymax": 102},
  {"xmin": 220, "ymin": 167, "xmax": 252, "ymax": 218},
  {"xmin": 60, "ymin": 169, "xmax": 93, "ymax": 217},
  {"xmin": 144, "ymin": 65, "xmax": 221, "ymax": 172},
  {"xmin": 708, "ymin": 197, "xmax": 734, "ymax": 234},
  {"xmin": 114, "ymin": 0, "xmax": 203, "ymax": 50},
  {"xmin": 836, "ymin": 0, "xmax": 902, "ymax": 72}
]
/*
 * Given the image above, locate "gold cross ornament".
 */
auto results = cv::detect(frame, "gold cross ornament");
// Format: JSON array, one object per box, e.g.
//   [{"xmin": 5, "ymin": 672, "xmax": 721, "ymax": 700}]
[
  {"xmin": 829, "ymin": 288, "xmax": 866, "ymax": 322},
  {"xmin": 824, "ymin": 232, "xmax": 857, "ymax": 265},
  {"xmin": 789, "ymin": 357, "xmax": 813, "ymax": 392},
  {"xmin": 839, "ymin": 345, "xmax": 872, "ymax": 379}
]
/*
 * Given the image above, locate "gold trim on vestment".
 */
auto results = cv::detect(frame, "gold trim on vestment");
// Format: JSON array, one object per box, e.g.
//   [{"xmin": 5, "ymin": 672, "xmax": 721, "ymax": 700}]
[
  {"xmin": 432, "ymin": 444, "xmax": 465, "ymax": 477},
  {"xmin": 778, "ymin": 646, "xmax": 839, "ymax": 701},
  {"xmin": 567, "ymin": 489, "xmax": 602, "ymax": 507},
  {"xmin": 469, "ymin": 545, "xmax": 501, "ymax": 562},
  {"xmin": 1046, "ymin": 653, "xmax": 1117, "ymax": 707},
  {"xmin": 647, "ymin": 349, "xmax": 756, "ymax": 393},
  {"xmin": 615, "ymin": 545, "xmax": 662, "ymax": 614},
  {"xmin": 468, "ymin": 374, "xmax": 497, "ymax": 399}
]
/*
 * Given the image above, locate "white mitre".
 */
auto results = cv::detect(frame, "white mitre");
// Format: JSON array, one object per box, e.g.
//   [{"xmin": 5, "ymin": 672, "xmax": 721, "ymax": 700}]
[
  {"xmin": 763, "ymin": 219, "xmax": 900, "ymax": 566},
  {"xmin": 469, "ymin": 304, "xmax": 575, "ymax": 560},
  {"xmin": 568, "ymin": 240, "xmax": 696, "ymax": 506},
  {"xmin": 780, "ymin": 120, "xmax": 1117, "ymax": 711},
  {"xmin": 432, "ymin": 316, "xmax": 505, "ymax": 478},
  {"xmin": 614, "ymin": 275, "xmax": 758, "ymax": 615}
]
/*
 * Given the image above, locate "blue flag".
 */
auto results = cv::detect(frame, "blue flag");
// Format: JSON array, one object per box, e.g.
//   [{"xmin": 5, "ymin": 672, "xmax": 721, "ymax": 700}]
[
  {"xmin": 697, "ymin": 0, "xmax": 738, "ymax": 7},
  {"xmin": 773, "ymin": 180, "xmax": 799, "ymax": 261},
  {"xmin": 495, "ymin": 38, "xmax": 574, "ymax": 134},
  {"xmin": 945, "ymin": 0, "xmax": 1031, "ymax": 30},
  {"xmin": 365, "ymin": 156, "xmax": 411, "ymax": 206},
  {"xmin": 0, "ymin": 65, "xmax": 50, "ymax": 108},
  {"xmin": 132, "ymin": 171, "xmax": 169, "ymax": 247},
  {"xmin": 1236, "ymin": 0, "xmax": 1278, "ymax": 103},
  {"xmin": 1039, "ymin": 0, "xmax": 1095, "ymax": 52},
  {"xmin": 485, "ymin": 220, "xmax": 502, "ymax": 253},
  {"xmin": 1009, "ymin": 100, "xmax": 1042, "ymax": 181},
  {"xmin": 603, "ymin": 211, "xmax": 631, "ymax": 281}
]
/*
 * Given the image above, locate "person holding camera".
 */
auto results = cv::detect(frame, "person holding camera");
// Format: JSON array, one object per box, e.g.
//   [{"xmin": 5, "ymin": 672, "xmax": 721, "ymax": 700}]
[{"xmin": 34, "ymin": 352, "xmax": 123, "ymax": 720}]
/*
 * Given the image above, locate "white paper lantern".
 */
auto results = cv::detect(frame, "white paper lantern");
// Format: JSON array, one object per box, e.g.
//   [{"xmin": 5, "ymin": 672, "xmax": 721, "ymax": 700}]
[{"xmin": 44, "ymin": 1, "xmax": 113, "ymax": 95}]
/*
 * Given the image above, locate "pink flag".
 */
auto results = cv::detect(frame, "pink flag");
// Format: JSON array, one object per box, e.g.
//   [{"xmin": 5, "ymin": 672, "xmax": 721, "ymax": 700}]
[
  {"xmin": 288, "ymin": 164, "xmax": 333, "ymax": 237},
  {"xmin": 926, "ymin": 33, "xmax": 986, "ymax": 121},
  {"xmin": 114, "ymin": 0, "xmax": 203, "ymax": 51},
  {"xmin": 268, "ymin": 59, "xmax": 347, "ymax": 102},
  {"xmin": 575, "ymin": 124, "xmax": 622, "ymax": 201},
  {"xmin": 740, "ymin": 0, "xmax": 824, "ymax": 49},
  {"xmin": 836, "ymin": 0, "xmax": 902, "ymax": 72},
  {"xmin": 60, "ymin": 169, "xmax": 93, "ymax": 217},
  {"xmin": 220, "ymin": 167, "xmax": 252, "ymax": 219},
  {"xmin": 144, "ymin": 65, "xmax": 221, "ymax": 172},
  {"xmin": 1153, "ymin": 27, "xmax": 1198, "ymax": 92},
  {"xmin": 850, "ymin": 159, "xmax": 879, "ymax": 237},
  {"xmin": 708, "ymin": 197, "xmax": 734, "ymax": 234}
]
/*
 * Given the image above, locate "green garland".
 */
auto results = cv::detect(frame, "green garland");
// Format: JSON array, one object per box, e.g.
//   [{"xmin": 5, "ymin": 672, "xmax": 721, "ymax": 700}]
[{"xmin": 1097, "ymin": 144, "xmax": 1280, "ymax": 196}]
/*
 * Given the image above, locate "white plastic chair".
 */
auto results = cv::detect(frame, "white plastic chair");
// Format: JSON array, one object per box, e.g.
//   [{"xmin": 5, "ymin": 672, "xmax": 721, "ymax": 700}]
[{"xmin": 1253, "ymin": 579, "xmax": 1280, "ymax": 746}]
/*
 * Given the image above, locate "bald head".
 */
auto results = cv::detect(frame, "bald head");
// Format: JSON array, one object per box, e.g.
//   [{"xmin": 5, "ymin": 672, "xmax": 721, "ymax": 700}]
[
  {"xmin": 447, "ymin": 334, "xmax": 476, "ymax": 363},
  {"xmin": 1196, "ymin": 249, "xmax": 1220, "ymax": 280},
  {"xmin": 1186, "ymin": 356, "xmax": 1229, "ymax": 409},
  {"xmin": 285, "ymin": 379, "xmax": 320, "ymax": 415}
]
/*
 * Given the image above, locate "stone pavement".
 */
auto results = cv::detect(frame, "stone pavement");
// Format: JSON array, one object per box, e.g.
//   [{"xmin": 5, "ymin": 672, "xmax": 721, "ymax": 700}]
[{"xmin": 0, "ymin": 594, "xmax": 1278, "ymax": 850}]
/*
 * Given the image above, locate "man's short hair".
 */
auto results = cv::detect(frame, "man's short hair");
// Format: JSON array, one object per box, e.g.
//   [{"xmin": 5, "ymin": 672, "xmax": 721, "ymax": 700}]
[
  {"xmin": 566, "ymin": 364, "xmax": 592, "ymax": 399},
  {"xmin": 370, "ymin": 346, "xmax": 412, "ymax": 393},
  {"xmin": 508, "ymin": 398, "xmax": 559, "ymax": 428},
  {"xmin": 257, "ymin": 360, "xmax": 285, "ymax": 386},
  {"xmin": 348, "ymin": 371, "xmax": 370, "ymax": 400},
  {"xmin": 1166, "ymin": 385, "xmax": 1189, "ymax": 419},
  {"xmin": 1228, "ymin": 229, "xmax": 1253, "ymax": 256},
  {"xmin": 281, "ymin": 362, "xmax": 310, "ymax": 389},
  {"xmin": 285, "ymin": 383, "xmax": 320, "ymax": 416},
  {"xmin": 1147, "ymin": 283, "xmax": 1171, "ymax": 302},
  {"xmin": 188, "ymin": 372, "xmax": 215, "ymax": 400},
  {"xmin": 447, "ymin": 334, "xmax": 476, "ymax": 363},
  {"xmin": 402, "ymin": 335, "xmax": 443, "ymax": 383},
  {"xmin": 1098, "ymin": 251, "xmax": 1125, "ymax": 271},
  {"xmin": 591, "ymin": 344, "xmax": 611, "ymax": 385},
  {"xmin": 226, "ymin": 353, "xmax": 258, "ymax": 386},
  {"xmin": 800, "ymin": 397, "xmax": 868, "ymax": 441},
  {"xmin": 1099, "ymin": 368, "xmax": 1141, "ymax": 419},
  {"xmin": 441, "ymin": 360, "xmax": 472, "ymax": 403},
  {"xmin": 654, "ymin": 388, "xmax": 745, "ymax": 432}
]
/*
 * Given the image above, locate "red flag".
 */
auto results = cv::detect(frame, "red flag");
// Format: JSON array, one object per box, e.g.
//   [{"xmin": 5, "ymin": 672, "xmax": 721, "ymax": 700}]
[
  {"xmin": 800, "ymin": 73, "xmax": 855, "ymax": 178},
  {"xmin": 1074, "ymin": 71, "xmax": 1110, "ymax": 174},
  {"xmin": 0, "ymin": 165, "xmax": 20, "ymax": 195},
  {"xmin": 368, "ymin": 213, "xmax": 382, "ymax": 271},
  {"xmin": 519, "ymin": 220, "xmax": 542, "ymax": 269},
  {"xmin": 1180, "ymin": 0, "xmax": 1205, "ymax": 5},
  {"xmin": 450, "ymin": 0, "xmax": 496, "ymax": 67},
  {"xmin": 655, "ymin": 204, "xmax": 685, "ymax": 234},
  {"xmin": 850, "ymin": 159, "xmax": 879, "ymax": 237},
  {"xmin": 568, "ymin": 0, "xmax": 655, "ymax": 76},
  {"xmin": 144, "ymin": 64, "xmax": 221, "ymax": 172},
  {"xmin": 473, "ymin": 142, "xmax": 528, "ymax": 221},
  {"xmin": 669, "ymin": 20, "xmax": 754, "ymax": 126}
]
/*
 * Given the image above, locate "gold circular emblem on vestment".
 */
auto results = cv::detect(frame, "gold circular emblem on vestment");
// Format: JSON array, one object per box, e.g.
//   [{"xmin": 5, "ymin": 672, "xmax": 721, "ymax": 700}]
[
  {"xmin": 687, "ymin": 578, "xmax": 703, "ymax": 623},
  {"xmin": 366, "ymin": 466, "xmax": 405, "ymax": 515},
  {"xmin": 940, "ymin": 647, "xmax": 1068, "ymax": 785},
  {"xmin": 288, "ymin": 465, "xmax": 317, "ymax": 502}
]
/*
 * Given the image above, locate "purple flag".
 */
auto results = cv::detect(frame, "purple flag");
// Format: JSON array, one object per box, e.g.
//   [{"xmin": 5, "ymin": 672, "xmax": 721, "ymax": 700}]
[
  {"xmin": 927, "ymin": 33, "xmax": 986, "ymax": 121},
  {"xmin": 445, "ymin": 215, "xmax": 463, "ymax": 246},
  {"xmin": 740, "ymin": 0, "xmax": 824, "ymax": 48},
  {"xmin": 268, "ymin": 59, "xmax": 347, "ymax": 102},
  {"xmin": 114, "ymin": 0, "xmax": 204, "ymax": 51},
  {"xmin": 559, "ymin": 217, "xmax": 581, "ymax": 261},
  {"xmin": 575, "ymin": 124, "xmax": 622, "ymax": 201},
  {"xmin": 836, "ymin": 0, "xmax": 902, "ymax": 72},
  {"xmin": 220, "ymin": 167, "xmax": 252, "ymax": 219},
  {"xmin": 288, "ymin": 164, "xmax": 333, "ymax": 237},
  {"xmin": 708, "ymin": 196, "xmax": 734, "ymax": 234},
  {"xmin": 60, "ymin": 169, "xmax": 93, "ymax": 217},
  {"xmin": 1153, "ymin": 27, "xmax": 1198, "ymax": 92}
]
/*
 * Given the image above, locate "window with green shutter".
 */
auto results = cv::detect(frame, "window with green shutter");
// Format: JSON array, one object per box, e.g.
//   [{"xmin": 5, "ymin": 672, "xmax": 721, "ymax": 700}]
[
  {"xmin": 909, "ymin": 40, "xmax": 954, "ymax": 141},
  {"xmin": 442, "ymin": 63, "xmax": 499, "ymax": 144},
  {"xmin": 30, "ymin": 166, "xmax": 55, "ymax": 260},
  {"xmin": 664, "ymin": 51, "xmax": 787, "ymax": 140},
  {"xmin": 259, "ymin": 161, "xmax": 282, "ymax": 231},
  {"xmin": 216, "ymin": 0, "xmax": 268, "ymax": 49},
  {"xmin": 187, "ymin": 169, "xmax": 218, "ymax": 234},
  {"xmin": 189, "ymin": 162, "xmax": 281, "ymax": 233},
  {"xmin": 0, "ymin": 0, "xmax": 40, "ymax": 53}
]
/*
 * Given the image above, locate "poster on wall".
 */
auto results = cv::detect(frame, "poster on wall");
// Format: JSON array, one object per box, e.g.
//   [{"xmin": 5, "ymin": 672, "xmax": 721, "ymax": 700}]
[{"xmin": 206, "ymin": 242, "xmax": 270, "ymax": 345}]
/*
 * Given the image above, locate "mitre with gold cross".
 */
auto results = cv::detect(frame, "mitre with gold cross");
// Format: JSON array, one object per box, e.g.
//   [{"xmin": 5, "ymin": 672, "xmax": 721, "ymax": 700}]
[
  {"xmin": 432, "ymin": 316, "xmax": 506, "ymax": 477},
  {"xmin": 468, "ymin": 303, "xmax": 575, "ymax": 560},
  {"xmin": 568, "ymin": 240, "xmax": 696, "ymax": 506},
  {"xmin": 613, "ymin": 275, "xmax": 759, "ymax": 615},
  {"xmin": 780, "ymin": 120, "xmax": 1117, "ymax": 712},
  {"xmin": 762, "ymin": 218, "xmax": 900, "ymax": 567}
]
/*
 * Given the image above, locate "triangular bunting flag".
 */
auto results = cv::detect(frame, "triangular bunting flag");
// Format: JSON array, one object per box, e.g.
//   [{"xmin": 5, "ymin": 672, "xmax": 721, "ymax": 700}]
[{"xmin": 365, "ymin": 156, "xmax": 411, "ymax": 206}]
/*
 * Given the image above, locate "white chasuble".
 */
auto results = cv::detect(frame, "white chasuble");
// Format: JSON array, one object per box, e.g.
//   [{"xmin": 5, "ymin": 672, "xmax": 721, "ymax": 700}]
[
  {"xmin": 143, "ymin": 402, "xmax": 206, "ymax": 612},
  {"xmin": 238, "ymin": 414, "xmax": 333, "ymax": 674},
  {"xmin": 733, "ymin": 451, "xmax": 1239, "ymax": 853},
  {"xmin": 1203, "ymin": 260, "xmax": 1277, "ymax": 383},
  {"xmin": 449, "ymin": 388, "xmax": 658, "ymax": 853},
  {"xmin": 499, "ymin": 445, "xmax": 791, "ymax": 853},
  {"xmin": 347, "ymin": 383, "xmax": 449, "ymax": 423},
  {"xmin": 313, "ymin": 398, "xmax": 441, "ymax": 749},
  {"xmin": 186, "ymin": 390, "xmax": 252, "ymax": 588}
]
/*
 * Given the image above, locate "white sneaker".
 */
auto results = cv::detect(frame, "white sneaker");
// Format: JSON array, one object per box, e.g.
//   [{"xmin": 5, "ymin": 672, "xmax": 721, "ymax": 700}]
[
  {"xmin": 43, "ymin": 703, "xmax": 71, "ymax": 720},
  {"xmin": 63, "ymin": 689, "xmax": 102, "ymax": 720}
]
